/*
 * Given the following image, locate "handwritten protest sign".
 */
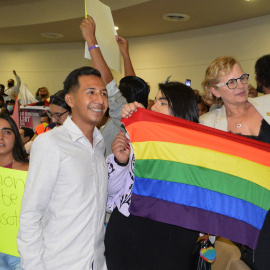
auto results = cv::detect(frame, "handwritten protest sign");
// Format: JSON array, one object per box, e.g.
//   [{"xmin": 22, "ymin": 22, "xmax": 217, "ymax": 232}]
[{"xmin": 0, "ymin": 167, "xmax": 28, "ymax": 256}]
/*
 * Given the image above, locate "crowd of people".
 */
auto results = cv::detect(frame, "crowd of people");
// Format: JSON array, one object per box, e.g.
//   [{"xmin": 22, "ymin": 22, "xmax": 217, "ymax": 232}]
[{"xmin": 0, "ymin": 15, "xmax": 269, "ymax": 270}]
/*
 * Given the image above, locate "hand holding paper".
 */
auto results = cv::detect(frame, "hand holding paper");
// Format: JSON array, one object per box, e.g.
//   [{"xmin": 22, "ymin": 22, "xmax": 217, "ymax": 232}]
[
  {"xmin": 115, "ymin": 35, "xmax": 129, "ymax": 56},
  {"xmin": 80, "ymin": 15, "xmax": 97, "ymax": 46},
  {"xmin": 84, "ymin": 0, "xmax": 121, "ymax": 73}
]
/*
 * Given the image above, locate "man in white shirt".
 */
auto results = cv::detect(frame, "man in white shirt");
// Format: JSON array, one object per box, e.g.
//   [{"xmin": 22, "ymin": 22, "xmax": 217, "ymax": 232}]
[
  {"xmin": 5, "ymin": 70, "xmax": 21, "ymax": 101},
  {"xmin": 17, "ymin": 67, "xmax": 109, "ymax": 270}
]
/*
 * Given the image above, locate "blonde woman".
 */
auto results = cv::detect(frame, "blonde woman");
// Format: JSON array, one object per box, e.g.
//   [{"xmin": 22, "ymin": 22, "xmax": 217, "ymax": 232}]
[{"xmin": 200, "ymin": 56, "xmax": 270, "ymax": 270}]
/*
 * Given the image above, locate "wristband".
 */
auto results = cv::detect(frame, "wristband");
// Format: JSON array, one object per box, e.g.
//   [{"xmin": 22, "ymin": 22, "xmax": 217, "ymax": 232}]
[
  {"xmin": 88, "ymin": 44, "xmax": 99, "ymax": 51},
  {"xmin": 114, "ymin": 156, "xmax": 129, "ymax": 167}
]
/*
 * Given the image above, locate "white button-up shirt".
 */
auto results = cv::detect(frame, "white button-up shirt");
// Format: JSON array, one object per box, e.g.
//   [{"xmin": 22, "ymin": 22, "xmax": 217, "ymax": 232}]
[{"xmin": 17, "ymin": 116, "xmax": 108, "ymax": 270}]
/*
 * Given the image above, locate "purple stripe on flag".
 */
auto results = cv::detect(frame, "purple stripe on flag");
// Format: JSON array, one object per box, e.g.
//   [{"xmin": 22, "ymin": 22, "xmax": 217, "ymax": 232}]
[{"xmin": 129, "ymin": 194, "xmax": 260, "ymax": 249}]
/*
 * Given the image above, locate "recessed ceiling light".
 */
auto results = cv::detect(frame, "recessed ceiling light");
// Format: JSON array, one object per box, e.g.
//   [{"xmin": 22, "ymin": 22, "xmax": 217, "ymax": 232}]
[
  {"xmin": 162, "ymin": 13, "xmax": 190, "ymax": 22},
  {"xmin": 41, "ymin": 33, "xmax": 64, "ymax": 39},
  {"xmin": 115, "ymin": 26, "xmax": 119, "ymax": 31}
]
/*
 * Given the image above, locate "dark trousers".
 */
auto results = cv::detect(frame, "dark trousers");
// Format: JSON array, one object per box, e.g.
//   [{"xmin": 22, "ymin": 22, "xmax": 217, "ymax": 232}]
[
  {"xmin": 245, "ymin": 210, "xmax": 270, "ymax": 270},
  {"xmin": 105, "ymin": 208, "xmax": 199, "ymax": 270}
]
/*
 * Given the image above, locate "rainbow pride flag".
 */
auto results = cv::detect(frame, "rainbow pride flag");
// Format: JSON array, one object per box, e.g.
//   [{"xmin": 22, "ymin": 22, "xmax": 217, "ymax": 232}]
[{"xmin": 122, "ymin": 108, "xmax": 270, "ymax": 249}]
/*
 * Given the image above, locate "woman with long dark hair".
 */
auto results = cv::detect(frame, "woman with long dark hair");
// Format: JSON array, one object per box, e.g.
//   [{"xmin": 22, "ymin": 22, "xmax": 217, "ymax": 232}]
[
  {"xmin": 105, "ymin": 82, "xmax": 199, "ymax": 270},
  {"xmin": 0, "ymin": 113, "xmax": 28, "ymax": 270},
  {"xmin": 0, "ymin": 113, "xmax": 28, "ymax": 169}
]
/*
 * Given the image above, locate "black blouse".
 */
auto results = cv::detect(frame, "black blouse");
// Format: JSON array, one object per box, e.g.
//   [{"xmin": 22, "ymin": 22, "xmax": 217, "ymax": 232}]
[{"xmin": 235, "ymin": 119, "xmax": 270, "ymax": 144}]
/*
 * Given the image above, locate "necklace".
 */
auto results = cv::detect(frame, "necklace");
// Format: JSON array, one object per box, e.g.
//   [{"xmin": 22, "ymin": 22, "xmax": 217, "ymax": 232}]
[{"xmin": 229, "ymin": 104, "xmax": 248, "ymax": 129}]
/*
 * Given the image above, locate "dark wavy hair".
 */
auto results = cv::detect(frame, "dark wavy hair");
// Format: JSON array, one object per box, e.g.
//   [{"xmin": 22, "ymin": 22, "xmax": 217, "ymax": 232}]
[
  {"xmin": 158, "ymin": 82, "xmax": 199, "ymax": 123},
  {"xmin": 0, "ymin": 113, "xmax": 28, "ymax": 163},
  {"xmin": 119, "ymin": 76, "xmax": 149, "ymax": 109},
  {"xmin": 255, "ymin": 54, "xmax": 270, "ymax": 88}
]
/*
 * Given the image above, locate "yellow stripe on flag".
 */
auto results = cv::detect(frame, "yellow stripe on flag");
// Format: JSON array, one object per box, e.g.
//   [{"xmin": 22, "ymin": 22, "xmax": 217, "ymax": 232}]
[{"xmin": 133, "ymin": 141, "xmax": 270, "ymax": 190}]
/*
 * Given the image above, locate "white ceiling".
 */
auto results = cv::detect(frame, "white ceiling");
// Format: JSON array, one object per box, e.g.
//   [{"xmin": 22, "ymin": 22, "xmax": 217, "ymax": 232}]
[{"xmin": 0, "ymin": 0, "xmax": 269, "ymax": 45}]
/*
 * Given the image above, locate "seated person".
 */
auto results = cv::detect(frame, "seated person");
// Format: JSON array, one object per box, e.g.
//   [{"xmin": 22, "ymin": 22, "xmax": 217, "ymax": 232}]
[
  {"xmin": 0, "ymin": 95, "xmax": 7, "ymax": 113},
  {"xmin": 35, "ymin": 87, "xmax": 50, "ymax": 102},
  {"xmin": 35, "ymin": 113, "xmax": 51, "ymax": 136},
  {"xmin": 40, "ymin": 112, "xmax": 50, "ymax": 124},
  {"xmin": 197, "ymin": 99, "xmax": 210, "ymax": 116},
  {"xmin": 27, "ymin": 87, "xmax": 50, "ymax": 107},
  {"xmin": 19, "ymin": 127, "xmax": 35, "ymax": 156},
  {"xmin": 6, "ymin": 99, "xmax": 15, "ymax": 115},
  {"xmin": 19, "ymin": 127, "xmax": 34, "ymax": 146},
  {"xmin": 0, "ymin": 84, "xmax": 8, "ymax": 101}
]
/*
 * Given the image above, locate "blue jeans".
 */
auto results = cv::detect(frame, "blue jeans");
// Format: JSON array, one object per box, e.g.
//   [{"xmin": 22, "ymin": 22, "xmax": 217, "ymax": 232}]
[{"xmin": 0, "ymin": 253, "xmax": 22, "ymax": 270}]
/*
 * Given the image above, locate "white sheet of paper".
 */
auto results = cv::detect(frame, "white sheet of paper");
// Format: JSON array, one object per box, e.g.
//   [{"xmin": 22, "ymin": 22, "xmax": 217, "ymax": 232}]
[{"xmin": 84, "ymin": 0, "xmax": 121, "ymax": 73}]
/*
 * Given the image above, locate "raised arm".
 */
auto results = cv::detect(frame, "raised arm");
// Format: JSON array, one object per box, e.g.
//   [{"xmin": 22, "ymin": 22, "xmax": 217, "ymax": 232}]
[
  {"xmin": 115, "ymin": 35, "xmax": 136, "ymax": 77},
  {"xmin": 80, "ymin": 15, "xmax": 113, "ymax": 85},
  {"xmin": 13, "ymin": 70, "xmax": 21, "ymax": 97}
]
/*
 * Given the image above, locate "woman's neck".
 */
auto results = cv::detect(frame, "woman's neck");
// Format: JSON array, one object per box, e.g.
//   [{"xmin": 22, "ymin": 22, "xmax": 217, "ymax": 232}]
[
  {"xmin": 225, "ymin": 101, "xmax": 250, "ymax": 118},
  {"xmin": 0, "ymin": 153, "xmax": 15, "ymax": 167}
]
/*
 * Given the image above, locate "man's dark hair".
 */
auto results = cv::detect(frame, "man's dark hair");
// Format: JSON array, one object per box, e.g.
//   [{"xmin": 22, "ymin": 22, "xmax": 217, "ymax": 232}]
[
  {"xmin": 255, "ymin": 54, "xmax": 270, "ymax": 88},
  {"xmin": 63, "ymin": 66, "xmax": 101, "ymax": 93},
  {"xmin": 49, "ymin": 90, "xmax": 71, "ymax": 112},
  {"xmin": 21, "ymin": 126, "xmax": 35, "ymax": 140},
  {"xmin": 0, "ymin": 84, "xmax": 5, "ymax": 90},
  {"xmin": 119, "ymin": 76, "xmax": 149, "ymax": 109},
  {"xmin": 0, "ymin": 113, "xmax": 28, "ymax": 163},
  {"xmin": 158, "ymin": 82, "xmax": 199, "ymax": 123}
]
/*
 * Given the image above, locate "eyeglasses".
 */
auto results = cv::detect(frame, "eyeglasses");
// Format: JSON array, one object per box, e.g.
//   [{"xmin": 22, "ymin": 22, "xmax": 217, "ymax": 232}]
[
  {"xmin": 47, "ymin": 110, "xmax": 68, "ymax": 121},
  {"xmin": 216, "ymin": 73, "xmax": 249, "ymax": 90}
]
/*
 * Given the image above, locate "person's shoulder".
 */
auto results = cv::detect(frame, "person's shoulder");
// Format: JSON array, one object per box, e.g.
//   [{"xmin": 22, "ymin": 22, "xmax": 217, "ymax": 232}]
[
  {"xmin": 248, "ymin": 94, "xmax": 270, "ymax": 107},
  {"xmin": 199, "ymin": 108, "xmax": 220, "ymax": 124},
  {"xmin": 255, "ymin": 94, "xmax": 270, "ymax": 102},
  {"xmin": 106, "ymin": 78, "xmax": 120, "ymax": 97},
  {"xmin": 33, "ymin": 126, "xmax": 65, "ymax": 147}
]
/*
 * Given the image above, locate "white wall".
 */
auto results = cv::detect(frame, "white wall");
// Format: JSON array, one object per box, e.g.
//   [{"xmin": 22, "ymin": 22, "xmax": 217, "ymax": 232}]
[
  {"xmin": 0, "ymin": 42, "xmax": 122, "ymax": 95},
  {"xmin": 0, "ymin": 15, "xmax": 269, "ymax": 99},
  {"xmin": 128, "ymin": 15, "xmax": 270, "ymax": 99}
]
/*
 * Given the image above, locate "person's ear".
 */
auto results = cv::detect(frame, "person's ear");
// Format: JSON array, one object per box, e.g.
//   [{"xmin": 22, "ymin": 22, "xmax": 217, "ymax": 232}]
[
  {"xmin": 210, "ymin": 86, "xmax": 220, "ymax": 98},
  {"xmin": 65, "ymin": 93, "xmax": 74, "ymax": 108}
]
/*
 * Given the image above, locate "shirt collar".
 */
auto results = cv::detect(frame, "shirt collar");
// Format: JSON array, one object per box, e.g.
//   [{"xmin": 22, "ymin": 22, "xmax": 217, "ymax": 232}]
[
  {"xmin": 63, "ymin": 116, "xmax": 84, "ymax": 142},
  {"xmin": 63, "ymin": 116, "xmax": 104, "ymax": 145}
]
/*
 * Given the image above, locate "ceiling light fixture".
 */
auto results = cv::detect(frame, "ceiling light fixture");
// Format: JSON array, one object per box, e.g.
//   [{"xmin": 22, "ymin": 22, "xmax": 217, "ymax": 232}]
[
  {"xmin": 41, "ymin": 33, "xmax": 64, "ymax": 39},
  {"xmin": 115, "ymin": 26, "xmax": 119, "ymax": 30},
  {"xmin": 162, "ymin": 13, "xmax": 190, "ymax": 22}
]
